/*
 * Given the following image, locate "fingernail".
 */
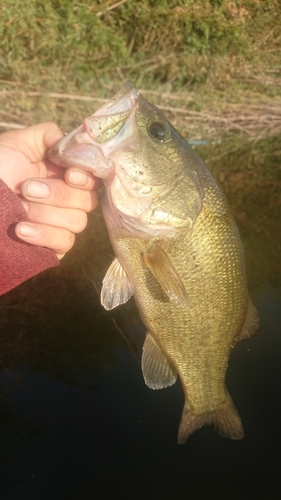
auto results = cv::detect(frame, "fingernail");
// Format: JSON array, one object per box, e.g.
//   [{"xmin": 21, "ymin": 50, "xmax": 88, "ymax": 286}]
[
  {"xmin": 17, "ymin": 223, "xmax": 38, "ymax": 238},
  {"xmin": 68, "ymin": 170, "xmax": 89, "ymax": 186},
  {"xmin": 21, "ymin": 200, "xmax": 29, "ymax": 212},
  {"xmin": 24, "ymin": 180, "xmax": 50, "ymax": 198}
]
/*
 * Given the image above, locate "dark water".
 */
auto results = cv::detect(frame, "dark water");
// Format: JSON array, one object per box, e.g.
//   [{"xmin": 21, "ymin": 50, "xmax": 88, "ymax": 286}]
[{"xmin": 0, "ymin": 136, "xmax": 280, "ymax": 500}]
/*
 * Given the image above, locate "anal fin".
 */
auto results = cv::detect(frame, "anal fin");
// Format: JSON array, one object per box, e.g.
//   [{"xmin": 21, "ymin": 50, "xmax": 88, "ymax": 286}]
[
  {"xmin": 178, "ymin": 395, "xmax": 244, "ymax": 444},
  {"xmin": 141, "ymin": 333, "xmax": 178, "ymax": 389}
]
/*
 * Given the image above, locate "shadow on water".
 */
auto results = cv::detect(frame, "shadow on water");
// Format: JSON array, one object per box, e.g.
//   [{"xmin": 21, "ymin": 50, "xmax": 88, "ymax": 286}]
[{"xmin": 0, "ymin": 135, "xmax": 280, "ymax": 499}]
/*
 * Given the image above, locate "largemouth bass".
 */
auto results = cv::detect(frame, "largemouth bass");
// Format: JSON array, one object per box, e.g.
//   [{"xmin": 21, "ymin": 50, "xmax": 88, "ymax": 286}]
[{"xmin": 48, "ymin": 81, "xmax": 259, "ymax": 443}]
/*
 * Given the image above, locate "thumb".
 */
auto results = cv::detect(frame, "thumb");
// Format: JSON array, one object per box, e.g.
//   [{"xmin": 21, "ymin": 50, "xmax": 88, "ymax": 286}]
[{"xmin": 0, "ymin": 122, "xmax": 64, "ymax": 162}]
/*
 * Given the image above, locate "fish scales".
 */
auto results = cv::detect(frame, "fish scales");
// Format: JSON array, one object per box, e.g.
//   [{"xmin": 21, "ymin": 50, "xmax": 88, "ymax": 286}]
[
  {"xmin": 105, "ymin": 174, "xmax": 248, "ymax": 410},
  {"xmin": 47, "ymin": 81, "xmax": 259, "ymax": 443}
]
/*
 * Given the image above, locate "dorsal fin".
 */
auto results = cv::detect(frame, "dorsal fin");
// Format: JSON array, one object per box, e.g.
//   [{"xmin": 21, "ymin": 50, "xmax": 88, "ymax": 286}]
[
  {"xmin": 101, "ymin": 257, "xmax": 134, "ymax": 310},
  {"xmin": 142, "ymin": 240, "xmax": 190, "ymax": 307},
  {"xmin": 141, "ymin": 332, "xmax": 178, "ymax": 389}
]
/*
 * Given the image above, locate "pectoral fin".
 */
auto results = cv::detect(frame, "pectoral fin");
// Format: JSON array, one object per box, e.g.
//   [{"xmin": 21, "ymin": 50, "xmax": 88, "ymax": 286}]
[
  {"xmin": 142, "ymin": 241, "xmax": 190, "ymax": 307},
  {"xmin": 141, "ymin": 333, "xmax": 177, "ymax": 389},
  {"xmin": 101, "ymin": 257, "xmax": 134, "ymax": 311}
]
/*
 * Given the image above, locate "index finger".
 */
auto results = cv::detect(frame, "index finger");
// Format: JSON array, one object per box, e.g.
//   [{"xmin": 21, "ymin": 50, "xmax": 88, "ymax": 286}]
[{"xmin": 22, "ymin": 177, "xmax": 98, "ymax": 212}]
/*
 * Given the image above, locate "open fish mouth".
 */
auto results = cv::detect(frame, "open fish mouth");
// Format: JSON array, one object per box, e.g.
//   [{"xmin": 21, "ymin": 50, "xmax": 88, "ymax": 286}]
[{"xmin": 47, "ymin": 81, "xmax": 139, "ymax": 178}]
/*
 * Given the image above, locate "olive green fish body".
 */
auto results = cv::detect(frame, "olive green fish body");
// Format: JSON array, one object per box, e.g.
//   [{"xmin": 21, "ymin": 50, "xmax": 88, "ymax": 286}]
[
  {"xmin": 104, "ymin": 166, "xmax": 253, "ymax": 442},
  {"xmin": 47, "ymin": 81, "xmax": 259, "ymax": 443}
]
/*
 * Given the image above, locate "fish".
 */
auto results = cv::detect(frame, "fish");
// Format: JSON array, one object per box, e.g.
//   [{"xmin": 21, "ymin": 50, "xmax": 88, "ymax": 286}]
[{"xmin": 48, "ymin": 81, "xmax": 259, "ymax": 443}]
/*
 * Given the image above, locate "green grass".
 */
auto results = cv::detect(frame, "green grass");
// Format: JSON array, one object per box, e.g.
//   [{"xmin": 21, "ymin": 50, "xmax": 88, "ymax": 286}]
[
  {"xmin": 1, "ymin": 0, "xmax": 281, "ymax": 89},
  {"xmin": 0, "ymin": 0, "xmax": 281, "ymax": 138}
]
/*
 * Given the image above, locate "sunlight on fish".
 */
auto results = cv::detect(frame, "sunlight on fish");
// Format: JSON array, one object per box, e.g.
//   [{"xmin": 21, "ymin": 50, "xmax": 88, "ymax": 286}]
[{"xmin": 48, "ymin": 81, "xmax": 259, "ymax": 444}]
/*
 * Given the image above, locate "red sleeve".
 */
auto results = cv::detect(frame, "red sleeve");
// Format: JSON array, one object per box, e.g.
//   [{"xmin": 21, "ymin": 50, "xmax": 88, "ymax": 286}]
[{"xmin": 0, "ymin": 179, "xmax": 59, "ymax": 295}]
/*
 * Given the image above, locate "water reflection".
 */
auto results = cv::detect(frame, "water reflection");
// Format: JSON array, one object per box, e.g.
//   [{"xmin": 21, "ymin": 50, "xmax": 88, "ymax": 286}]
[{"xmin": 0, "ymin": 135, "xmax": 280, "ymax": 499}]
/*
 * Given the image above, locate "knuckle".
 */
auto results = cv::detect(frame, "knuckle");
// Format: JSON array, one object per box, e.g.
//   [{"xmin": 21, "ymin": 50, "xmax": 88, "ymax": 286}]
[
  {"xmin": 75, "ymin": 211, "xmax": 88, "ymax": 233},
  {"xmin": 67, "ymin": 231, "xmax": 76, "ymax": 250},
  {"xmin": 60, "ymin": 230, "xmax": 75, "ymax": 254},
  {"xmin": 22, "ymin": 201, "xmax": 40, "ymax": 221},
  {"xmin": 69, "ymin": 232, "xmax": 76, "ymax": 251},
  {"xmin": 85, "ymin": 191, "xmax": 99, "ymax": 213},
  {"xmin": 48, "ymin": 180, "xmax": 73, "ymax": 207},
  {"xmin": 45, "ymin": 121, "xmax": 62, "ymax": 134}
]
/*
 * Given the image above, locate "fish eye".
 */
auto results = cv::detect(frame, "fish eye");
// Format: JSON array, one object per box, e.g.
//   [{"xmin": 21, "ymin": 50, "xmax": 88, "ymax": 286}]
[{"xmin": 148, "ymin": 121, "xmax": 168, "ymax": 142}]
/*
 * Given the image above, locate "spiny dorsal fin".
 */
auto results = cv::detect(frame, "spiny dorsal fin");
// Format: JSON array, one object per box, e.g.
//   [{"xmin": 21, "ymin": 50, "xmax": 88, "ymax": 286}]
[
  {"xmin": 142, "ymin": 240, "xmax": 190, "ymax": 307},
  {"xmin": 141, "ymin": 333, "xmax": 178, "ymax": 390},
  {"xmin": 101, "ymin": 257, "xmax": 134, "ymax": 311}
]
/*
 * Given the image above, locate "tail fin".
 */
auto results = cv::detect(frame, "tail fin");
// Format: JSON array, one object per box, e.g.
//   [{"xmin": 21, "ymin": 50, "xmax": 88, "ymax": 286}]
[{"xmin": 178, "ymin": 396, "xmax": 244, "ymax": 444}]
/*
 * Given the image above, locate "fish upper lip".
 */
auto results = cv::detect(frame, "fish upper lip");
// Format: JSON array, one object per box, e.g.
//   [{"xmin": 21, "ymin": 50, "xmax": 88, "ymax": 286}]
[{"xmin": 93, "ymin": 81, "xmax": 139, "ymax": 117}]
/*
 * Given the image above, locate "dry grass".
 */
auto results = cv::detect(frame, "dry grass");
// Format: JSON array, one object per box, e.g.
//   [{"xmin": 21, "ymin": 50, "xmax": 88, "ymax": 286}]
[
  {"xmin": 1, "ymin": 81, "xmax": 281, "ymax": 141},
  {"xmin": 0, "ymin": 1, "xmax": 280, "ymax": 140}
]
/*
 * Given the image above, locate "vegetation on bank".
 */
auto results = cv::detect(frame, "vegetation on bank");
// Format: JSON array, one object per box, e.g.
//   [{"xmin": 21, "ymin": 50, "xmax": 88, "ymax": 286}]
[{"xmin": 0, "ymin": 0, "xmax": 281, "ymax": 138}]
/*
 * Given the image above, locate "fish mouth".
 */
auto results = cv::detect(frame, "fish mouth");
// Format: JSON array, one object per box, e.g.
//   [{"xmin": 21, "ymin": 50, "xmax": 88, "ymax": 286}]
[{"xmin": 47, "ymin": 81, "xmax": 139, "ymax": 178}]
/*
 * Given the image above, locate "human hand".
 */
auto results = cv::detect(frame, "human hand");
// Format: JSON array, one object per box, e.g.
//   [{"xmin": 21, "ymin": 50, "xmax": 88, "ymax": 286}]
[{"xmin": 0, "ymin": 122, "xmax": 101, "ymax": 259}]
